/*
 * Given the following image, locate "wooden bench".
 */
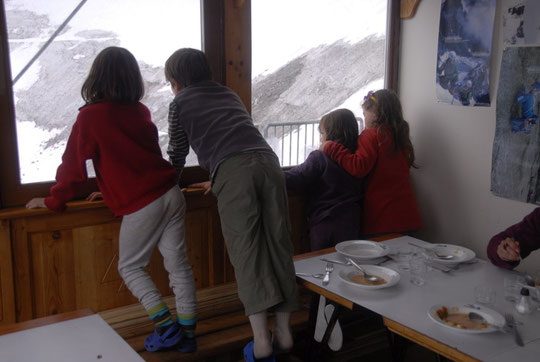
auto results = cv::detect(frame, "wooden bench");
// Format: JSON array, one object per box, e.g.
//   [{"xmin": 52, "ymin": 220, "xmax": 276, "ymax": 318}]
[{"xmin": 99, "ymin": 282, "xmax": 310, "ymax": 361}]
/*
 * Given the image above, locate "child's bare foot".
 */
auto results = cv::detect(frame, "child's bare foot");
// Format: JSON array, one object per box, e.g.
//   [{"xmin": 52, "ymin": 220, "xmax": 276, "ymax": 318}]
[
  {"xmin": 253, "ymin": 340, "xmax": 273, "ymax": 359},
  {"xmin": 271, "ymin": 327, "xmax": 293, "ymax": 354}
]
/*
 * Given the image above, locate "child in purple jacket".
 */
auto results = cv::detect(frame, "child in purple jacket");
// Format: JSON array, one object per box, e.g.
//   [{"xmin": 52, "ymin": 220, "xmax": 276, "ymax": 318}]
[
  {"xmin": 284, "ymin": 108, "xmax": 363, "ymax": 251},
  {"xmin": 487, "ymin": 207, "xmax": 540, "ymax": 270}
]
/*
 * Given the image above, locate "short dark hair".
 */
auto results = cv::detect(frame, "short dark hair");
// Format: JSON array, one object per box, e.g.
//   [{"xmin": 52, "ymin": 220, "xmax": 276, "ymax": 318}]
[
  {"xmin": 320, "ymin": 109, "xmax": 359, "ymax": 152},
  {"xmin": 165, "ymin": 48, "xmax": 212, "ymax": 87},
  {"xmin": 81, "ymin": 46, "xmax": 144, "ymax": 104}
]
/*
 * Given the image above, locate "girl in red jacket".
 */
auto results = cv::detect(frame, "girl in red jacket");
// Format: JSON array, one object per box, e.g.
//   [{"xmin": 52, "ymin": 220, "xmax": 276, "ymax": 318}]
[
  {"xmin": 322, "ymin": 89, "xmax": 421, "ymax": 236},
  {"xmin": 26, "ymin": 47, "xmax": 197, "ymax": 353}
]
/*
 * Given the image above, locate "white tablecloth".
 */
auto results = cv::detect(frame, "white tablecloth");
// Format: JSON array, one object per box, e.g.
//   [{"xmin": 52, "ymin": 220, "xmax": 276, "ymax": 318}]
[
  {"xmin": 294, "ymin": 236, "xmax": 540, "ymax": 361},
  {"xmin": 0, "ymin": 314, "xmax": 143, "ymax": 362}
]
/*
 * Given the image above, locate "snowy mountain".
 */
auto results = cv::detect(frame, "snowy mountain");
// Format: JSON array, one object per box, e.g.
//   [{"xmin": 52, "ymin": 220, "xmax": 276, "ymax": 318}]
[{"xmin": 7, "ymin": 5, "xmax": 385, "ymax": 182}]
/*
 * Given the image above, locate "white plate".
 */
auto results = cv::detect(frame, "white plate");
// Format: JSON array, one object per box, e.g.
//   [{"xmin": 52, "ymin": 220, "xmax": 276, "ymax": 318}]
[
  {"xmin": 338, "ymin": 265, "xmax": 400, "ymax": 290},
  {"xmin": 335, "ymin": 240, "xmax": 390, "ymax": 260},
  {"xmin": 423, "ymin": 244, "xmax": 476, "ymax": 265},
  {"xmin": 428, "ymin": 303, "xmax": 505, "ymax": 334}
]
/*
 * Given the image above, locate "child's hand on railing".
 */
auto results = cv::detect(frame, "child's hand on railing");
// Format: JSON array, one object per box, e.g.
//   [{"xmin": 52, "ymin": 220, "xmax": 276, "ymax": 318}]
[
  {"xmin": 26, "ymin": 197, "xmax": 46, "ymax": 209},
  {"xmin": 86, "ymin": 192, "xmax": 103, "ymax": 201},
  {"xmin": 188, "ymin": 181, "xmax": 212, "ymax": 195}
]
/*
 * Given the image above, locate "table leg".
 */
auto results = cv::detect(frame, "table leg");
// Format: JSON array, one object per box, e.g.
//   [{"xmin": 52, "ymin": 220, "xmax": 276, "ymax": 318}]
[
  {"xmin": 321, "ymin": 302, "xmax": 342, "ymax": 346},
  {"xmin": 386, "ymin": 329, "xmax": 410, "ymax": 362},
  {"xmin": 305, "ymin": 294, "xmax": 321, "ymax": 361},
  {"xmin": 304, "ymin": 294, "xmax": 344, "ymax": 360}
]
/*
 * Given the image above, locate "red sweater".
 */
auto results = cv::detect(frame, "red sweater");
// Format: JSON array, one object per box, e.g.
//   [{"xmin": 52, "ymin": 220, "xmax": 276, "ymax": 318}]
[
  {"xmin": 45, "ymin": 102, "xmax": 178, "ymax": 216},
  {"xmin": 324, "ymin": 126, "xmax": 421, "ymax": 234}
]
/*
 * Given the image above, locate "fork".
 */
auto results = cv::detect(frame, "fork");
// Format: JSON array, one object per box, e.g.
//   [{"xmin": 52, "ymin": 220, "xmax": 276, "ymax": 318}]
[
  {"xmin": 322, "ymin": 262, "xmax": 333, "ymax": 285},
  {"xmin": 504, "ymin": 313, "xmax": 524, "ymax": 346}
]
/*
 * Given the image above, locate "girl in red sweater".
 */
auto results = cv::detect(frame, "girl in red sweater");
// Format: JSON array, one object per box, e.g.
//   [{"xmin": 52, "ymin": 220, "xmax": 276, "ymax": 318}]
[
  {"xmin": 322, "ymin": 89, "xmax": 421, "ymax": 236},
  {"xmin": 26, "ymin": 47, "xmax": 197, "ymax": 353}
]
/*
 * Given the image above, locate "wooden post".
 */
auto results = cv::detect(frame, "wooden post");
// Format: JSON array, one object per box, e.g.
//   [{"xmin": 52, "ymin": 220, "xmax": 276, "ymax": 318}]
[{"xmin": 224, "ymin": 0, "xmax": 251, "ymax": 113}]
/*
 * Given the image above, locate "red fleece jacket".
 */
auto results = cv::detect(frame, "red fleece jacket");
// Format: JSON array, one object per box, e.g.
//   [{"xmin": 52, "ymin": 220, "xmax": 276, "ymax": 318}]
[
  {"xmin": 324, "ymin": 126, "xmax": 421, "ymax": 234},
  {"xmin": 45, "ymin": 102, "xmax": 178, "ymax": 216}
]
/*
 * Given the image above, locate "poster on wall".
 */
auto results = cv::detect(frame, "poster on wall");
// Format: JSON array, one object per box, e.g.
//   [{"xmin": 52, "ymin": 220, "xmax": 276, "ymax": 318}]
[
  {"xmin": 435, "ymin": 0, "xmax": 496, "ymax": 106},
  {"xmin": 491, "ymin": 47, "xmax": 540, "ymax": 205},
  {"xmin": 502, "ymin": 0, "xmax": 540, "ymax": 45}
]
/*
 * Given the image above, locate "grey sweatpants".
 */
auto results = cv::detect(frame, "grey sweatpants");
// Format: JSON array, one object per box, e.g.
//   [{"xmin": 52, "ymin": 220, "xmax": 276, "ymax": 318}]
[
  {"xmin": 117, "ymin": 186, "xmax": 197, "ymax": 315},
  {"xmin": 212, "ymin": 152, "xmax": 299, "ymax": 316}
]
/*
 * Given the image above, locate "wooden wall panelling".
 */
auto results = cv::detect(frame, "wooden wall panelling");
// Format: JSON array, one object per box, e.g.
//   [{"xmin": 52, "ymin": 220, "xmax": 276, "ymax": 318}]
[
  {"xmin": 11, "ymin": 218, "xmax": 33, "ymax": 321},
  {"xmin": 73, "ymin": 221, "xmax": 139, "ymax": 312},
  {"xmin": 208, "ymin": 205, "xmax": 223, "ymax": 286},
  {"xmin": 185, "ymin": 208, "xmax": 209, "ymax": 288},
  {"xmin": 287, "ymin": 194, "xmax": 310, "ymax": 255},
  {"xmin": 2, "ymin": 189, "xmax": 309, "ymax": 322},
  {"xmin": 23, "ymin": 206, "xmax": 117, "ymax": 233},
  {"xmin": 29, "ymin": 228, "xmax": 76, "ymax": 318},
  {"xmin": 0, "ymin": 219, "xmax": 15, "ymax": 324}
]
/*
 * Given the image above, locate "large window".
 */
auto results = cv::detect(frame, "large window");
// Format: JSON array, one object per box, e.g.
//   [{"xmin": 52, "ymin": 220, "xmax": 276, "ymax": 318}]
[
  {"xmin": 6, "ymin": 0, "xmax": 201, "ymax": 184},
  {"xmin": 252, "ymin": 0, "xmax": 388, "ymax": 166},
  {"xmin": 0, "ymin": 0, "xmax": 398, "ymax": 207}
]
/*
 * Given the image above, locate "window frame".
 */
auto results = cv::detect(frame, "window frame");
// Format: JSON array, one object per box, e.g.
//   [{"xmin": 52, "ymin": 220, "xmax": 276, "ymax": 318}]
[{"xmin": 0, "ymin": 0, "xmax": 400, "ymax": 208}]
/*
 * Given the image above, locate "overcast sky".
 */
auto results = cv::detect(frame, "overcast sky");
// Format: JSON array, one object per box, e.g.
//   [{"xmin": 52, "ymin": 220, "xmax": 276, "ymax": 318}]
[{"xmin": 7, "ymin": 0, "xmax": 386, "ymax": 78}]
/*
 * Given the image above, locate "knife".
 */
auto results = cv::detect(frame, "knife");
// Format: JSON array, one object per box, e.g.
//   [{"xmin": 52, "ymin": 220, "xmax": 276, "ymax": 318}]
[
  {"xmin": 504, "ymin": 313, "xmax": 524, "ymax": 346},
  {"xmin": 319, "ymin": 257, "xmax": 351, "ymax": 266},
  {"xmin": 424, "ymin": 261, "xmax": 452, "ymax": 273},
  {"xmin": 408, "ymin": 242, "xmax": 432, "ymax": 251}
]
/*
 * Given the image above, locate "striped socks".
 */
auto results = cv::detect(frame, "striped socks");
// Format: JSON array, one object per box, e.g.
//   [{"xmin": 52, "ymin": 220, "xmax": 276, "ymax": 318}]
[
  {"xmin": 177, "ymin": 313, "xmax": 197, "ymax": 338},
  {"xmin": 148, "ymin": 304, "xmax": 197, "ymax": 339},
  {"xmin": 148, "ymin": 303, "xmax": 175, "ymax": 335}
]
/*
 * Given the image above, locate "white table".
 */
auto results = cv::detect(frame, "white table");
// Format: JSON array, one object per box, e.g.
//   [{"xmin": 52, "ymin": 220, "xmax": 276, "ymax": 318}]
[
  {"xmin": 0, "ymin": 313, "xmax": 143, "ymax": 362},
  {"xmin": 294, "ymin": 235, "xmax": 540, "ymax": 362}
]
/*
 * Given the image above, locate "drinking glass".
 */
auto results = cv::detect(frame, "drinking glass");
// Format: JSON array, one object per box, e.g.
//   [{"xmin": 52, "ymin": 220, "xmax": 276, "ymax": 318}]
[
  {"xmin": 504, "ymin": 276, "xmax": 525, "ymax": 302},
  {"xmin": 409, "ymin": 257, "xmax": 426, "ymax": 286},
  {"xmin": 474, "ymin": 285, "xmax": 496, "ymax": 307},
  {"xmin": 395, "ymin": 247, "xmax": 413, "ymax": 271}
]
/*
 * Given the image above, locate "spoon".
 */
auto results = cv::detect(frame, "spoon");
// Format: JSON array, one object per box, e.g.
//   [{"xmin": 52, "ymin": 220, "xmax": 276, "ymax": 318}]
[
  {"xmin": 407, "ymin": 242, "xmax": 454, "ymax": 260},
  {"xmin": 468, "ymin": 311, "xmax": 487, "ymax": 323},
  {"xmin": 468, "ymin": 312, "xmax": 505, "ymax": 331},
  {"xmin": 296, "ymin": 272, "xmax": 325, "ymax": 279},
  {"xmin": 433, "ymin": 251, "xmax": 454, "ymax": 260},
  {"xmin": 346, "ymin": 258, "xmax": 381, "ymax": 283}
]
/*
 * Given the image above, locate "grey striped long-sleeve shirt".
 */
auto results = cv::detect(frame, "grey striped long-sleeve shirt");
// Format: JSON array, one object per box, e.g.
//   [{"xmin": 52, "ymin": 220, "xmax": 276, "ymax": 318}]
[{"xmin": 167, "ymin": 101, "xmax": 189, "ymax": 181}]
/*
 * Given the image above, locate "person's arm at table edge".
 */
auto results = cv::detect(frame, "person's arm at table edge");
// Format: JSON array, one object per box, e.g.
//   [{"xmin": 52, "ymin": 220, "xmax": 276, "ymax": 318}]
[{"xmin": 487, "ymin": 207, "xmax": 540, "ymax": 269}]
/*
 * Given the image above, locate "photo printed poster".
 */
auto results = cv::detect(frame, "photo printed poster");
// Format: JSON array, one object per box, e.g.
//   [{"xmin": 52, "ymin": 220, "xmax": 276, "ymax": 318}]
[
  {"xmin": 491, "ymin": 47, "xmax": 540, "ymax": 205},
  {"xmin": 435, "ymin": 0, "xmax": 496, "ymax": 106},
  {"xmin": 502, "ymin": 0, "xmax": 540, "ymax": 45}
]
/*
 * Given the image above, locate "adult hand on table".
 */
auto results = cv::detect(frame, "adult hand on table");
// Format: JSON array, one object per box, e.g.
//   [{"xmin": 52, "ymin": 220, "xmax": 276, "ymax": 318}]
[{"xmin": 497, "ymin": 237, "xmax": 521, "ymax": 262}]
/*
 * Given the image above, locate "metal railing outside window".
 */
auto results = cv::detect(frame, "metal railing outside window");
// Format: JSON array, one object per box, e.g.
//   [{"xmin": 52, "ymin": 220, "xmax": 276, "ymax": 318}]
[{"xmin": 263, "ymin": 118, "xmax": 364, "ymax": 167}]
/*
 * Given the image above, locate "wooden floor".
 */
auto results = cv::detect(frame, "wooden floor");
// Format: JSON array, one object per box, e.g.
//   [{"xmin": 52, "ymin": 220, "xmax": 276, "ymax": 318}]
[
  {"xmin": 99, "ymin": 284, "xmax": 440, "ymax": 362},
  {"xmin": 99, "ymin": 282, "xmax": 311, "ymax": 361}
]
